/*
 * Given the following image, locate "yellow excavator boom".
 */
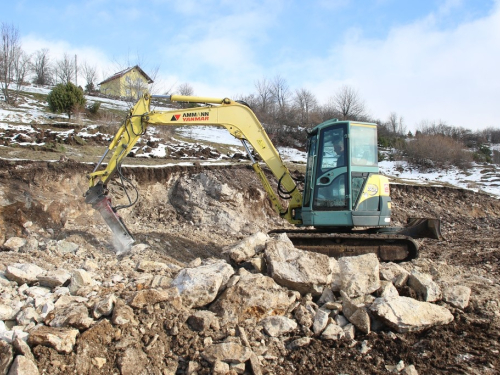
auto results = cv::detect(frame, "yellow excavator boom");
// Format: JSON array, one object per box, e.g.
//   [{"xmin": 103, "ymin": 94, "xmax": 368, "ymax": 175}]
[{"xmin": 86, "ymin": 93, "xmax": 303, "ymax": 250}]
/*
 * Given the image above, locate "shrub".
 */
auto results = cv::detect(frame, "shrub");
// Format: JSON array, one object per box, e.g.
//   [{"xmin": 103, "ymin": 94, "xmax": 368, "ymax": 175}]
[
  {"xmin": 473, "ymin": 144, "xmax": 492, "ymax": 163},
  {"xmin": 86, "ymin": 101, "xmax": 101, "ymax": 116},
  {"xmin": 47, "ymin": 82, "xmax": 86, "ymax": 119},
  {"xmin": 405, "ymin": 134, "xmax": 473, "ymax": 170}
]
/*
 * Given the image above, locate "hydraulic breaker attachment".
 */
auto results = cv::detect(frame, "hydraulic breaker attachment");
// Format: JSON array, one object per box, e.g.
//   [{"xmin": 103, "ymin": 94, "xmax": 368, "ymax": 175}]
[{"xmin": 85, "ymin": 182, "xmax": 135, "ymax": 254}]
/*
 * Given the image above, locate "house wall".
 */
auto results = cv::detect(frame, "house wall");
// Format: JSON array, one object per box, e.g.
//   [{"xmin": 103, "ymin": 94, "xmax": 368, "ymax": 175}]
[
  {"xmin": 100, "ymin": 68, "xmax": 150, "ymax": 98},
  {"xmin": 99, "ymin": 79, "xmax": 121, "ymax": 97}
]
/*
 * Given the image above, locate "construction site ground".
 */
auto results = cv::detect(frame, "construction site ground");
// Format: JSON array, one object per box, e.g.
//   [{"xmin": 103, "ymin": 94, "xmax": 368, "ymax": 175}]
[{"xmin": 1, "ymin": 155, "xmax": 499, "ymax": 374}]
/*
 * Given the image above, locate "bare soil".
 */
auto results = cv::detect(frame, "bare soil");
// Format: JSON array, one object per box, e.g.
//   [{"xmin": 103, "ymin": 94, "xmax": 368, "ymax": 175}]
[{"xmin": 1, "ymin": 159, "xmax": 500, "ymax": 374}]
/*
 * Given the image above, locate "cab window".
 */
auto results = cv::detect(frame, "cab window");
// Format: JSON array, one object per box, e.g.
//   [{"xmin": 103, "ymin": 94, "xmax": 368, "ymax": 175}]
[{"xmin": 350, "ymin": 125, "xmax": 377, "ymax": 166}]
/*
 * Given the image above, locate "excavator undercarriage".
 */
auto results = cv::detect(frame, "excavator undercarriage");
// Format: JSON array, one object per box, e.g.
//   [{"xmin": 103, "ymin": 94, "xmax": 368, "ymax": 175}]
[{"xmin": 272, "ymin": 218, "xmax": 442, "ymax": 262}]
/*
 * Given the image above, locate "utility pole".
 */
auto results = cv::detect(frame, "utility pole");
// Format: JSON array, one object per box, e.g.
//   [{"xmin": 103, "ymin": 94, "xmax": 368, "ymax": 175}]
[{"xmin": 75, "ymin": 54, "xmax": 78, "ymax": 86}]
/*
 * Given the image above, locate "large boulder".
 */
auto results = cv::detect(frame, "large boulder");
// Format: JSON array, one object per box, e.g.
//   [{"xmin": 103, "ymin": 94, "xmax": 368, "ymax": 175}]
[
  {"xmin": 5, "ymin": 263, "xmax": 44, "ymax": 285},
  {"xmin": 209, "ymin": 269, "xmax": 297, "ymax": 323},
  {"xmin": 2, "ymin": 237, "xmax": 27, "ymax": 252},
  {"xmin": 202, "ymin": 342, "xmax": 253, "ymax": 364},
  {"xmin": 28, "ymin": 326, "xmax": 79, "ymax": 354},
  {"xmin": 338, "ymin": 253, "xmax": 380, "ymax": 298},
  {"xmin": 260, "ymin": 316, "xmax": 297, "ymax": 337},
  {"xmin": 37, "ymin": 270, "xmax": 71, "ymax": 288},
  {"xmin": 0, "ymin": 340, "xmax": 14, "ymax": 375},
  {"xmin": 223, "ymin": 232, "xmax": 269, "ymax": 263},
  {"xmin": 172, "ymin": 259, "xmax": 234, "ymax": 308},
  {"xmin": 379, "ymin": 262, "xmax": 410, "ymax": 288},
  {"xmin": 370, "ymin": 296, "xmax": 454, "ymax": 333},
  {"xmin": 443, "ymin": 285, "xmax": 471, "ymax": 309},
  {"xmin": 44, "ymin": 304, "xmax": 94, "ymax": 330},
  {"xmin": 408, "ymin": 270, "xmax": 442, "ymax": 302},
  {"xmin": 68, "ymin": 269, "xmax": 94, "ymax": 295},
  {"xmin": 265, "ymin": 234, "xmax": 335, "ymax": 296},
  {"xmin": 5, "ymin": 355, "xmax": 39, "ymax": 375}
]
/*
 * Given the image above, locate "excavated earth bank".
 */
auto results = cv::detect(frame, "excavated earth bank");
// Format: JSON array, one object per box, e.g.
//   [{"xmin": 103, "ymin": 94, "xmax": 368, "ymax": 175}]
[{"xmin": 1, "ymin": 159, "xmax": 500, "ymax": 374}]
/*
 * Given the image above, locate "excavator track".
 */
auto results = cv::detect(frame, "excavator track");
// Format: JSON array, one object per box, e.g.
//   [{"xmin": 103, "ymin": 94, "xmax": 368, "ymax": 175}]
[
  {"xmin": 282, "ymin": 231, "xmax": 419, "ymax": 262},
  {"xmin": 270, "ymin": 217, "xmax": 441, "ymax": 262}
]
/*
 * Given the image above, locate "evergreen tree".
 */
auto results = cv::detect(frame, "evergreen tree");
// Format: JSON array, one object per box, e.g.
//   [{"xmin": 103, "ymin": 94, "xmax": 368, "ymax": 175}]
[{"xmin": 47, "ymin": 82, "xmax": 86, "ymax": 119}]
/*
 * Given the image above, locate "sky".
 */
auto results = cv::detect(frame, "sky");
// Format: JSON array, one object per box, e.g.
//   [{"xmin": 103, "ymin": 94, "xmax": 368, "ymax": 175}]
[{"xmin": 3, "ymin": 0, "xmax": 499, "ymax": 132}]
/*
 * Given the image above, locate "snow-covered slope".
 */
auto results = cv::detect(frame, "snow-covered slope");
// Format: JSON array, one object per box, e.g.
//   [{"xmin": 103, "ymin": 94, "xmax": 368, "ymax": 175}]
[{"xmin": 1, "ymin": 84, "xmax": 499, "ymax": 197}]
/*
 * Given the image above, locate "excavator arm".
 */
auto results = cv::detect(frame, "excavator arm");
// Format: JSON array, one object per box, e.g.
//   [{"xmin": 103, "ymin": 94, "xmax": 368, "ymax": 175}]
[{"xmin": 85, "ymin": 93, "xmax": 303, "ymax": 251}]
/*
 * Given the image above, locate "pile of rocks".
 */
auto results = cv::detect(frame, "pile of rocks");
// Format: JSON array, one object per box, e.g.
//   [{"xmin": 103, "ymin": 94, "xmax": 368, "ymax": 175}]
[{"xmin": 1, "ymin": 232, "xmax": 471, "ymax": 375}]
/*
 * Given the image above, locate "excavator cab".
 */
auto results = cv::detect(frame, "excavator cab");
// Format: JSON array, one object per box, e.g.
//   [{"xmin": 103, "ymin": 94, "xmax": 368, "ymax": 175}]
[{"xmin": 300, "ymin": 119, "xmax": 391, "ymax": 228}]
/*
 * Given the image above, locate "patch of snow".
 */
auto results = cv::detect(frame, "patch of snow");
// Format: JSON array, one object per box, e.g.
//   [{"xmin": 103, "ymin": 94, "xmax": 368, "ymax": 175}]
[
  {"xmin": 175, "ymin": 126, "xmax": 242, "ymax": 146},
  {"xmin": 379, "ymin": 160, "xmax": 500, "ymax": 197},
  {"xmin": 278, "ymin": 147, "xmax": 307, "ymax": 163}
]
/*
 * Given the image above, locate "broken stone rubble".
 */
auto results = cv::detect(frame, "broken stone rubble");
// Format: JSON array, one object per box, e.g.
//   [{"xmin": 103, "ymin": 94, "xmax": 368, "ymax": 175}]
[{"xmin": 0, "ymin": 232, "xmax": 469, "ymax": 374}]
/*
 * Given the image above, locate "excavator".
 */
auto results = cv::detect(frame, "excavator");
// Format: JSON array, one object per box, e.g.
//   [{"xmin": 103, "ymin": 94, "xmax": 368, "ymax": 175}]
[{"xmin": 85, "ymin": 93, "xmax": 442, "ymax": 262}]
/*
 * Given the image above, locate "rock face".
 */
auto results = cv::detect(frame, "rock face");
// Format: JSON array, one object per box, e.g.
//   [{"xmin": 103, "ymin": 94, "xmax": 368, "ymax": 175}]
[
  {"xmin": 170, "ymin": 172, "xmax": 267, "ymax": 234},
  {"xmin": 265, "ymin": 234, "xmax": 334, "ymax": 295},
  {"xmin": 370, "ymin": 296, "xmax": 454, "ymax": 333}
]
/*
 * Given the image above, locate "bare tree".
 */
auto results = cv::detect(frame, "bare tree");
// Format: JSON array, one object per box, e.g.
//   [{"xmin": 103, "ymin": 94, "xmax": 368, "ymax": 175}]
[
  {"xmin": 329, "ymin": 85, "xmax": 365, "ymax": 120},
  {"xmin": 32, "ymin": 48, "xmax": 52, "ymax": 85},
  {"xmin": 0, "ymin": 23, "xmax": 22, "ymax": 103},
  {"xmin": 387, "ymin": 112, "xmax": 406, "ymax": 135},
  {"xmin": 146, "ymin": 65, "xmax": 160, "ymax": 94},
  {"xmin": 177, "ymin": 82, "xmax": 194, "ymax": 96},
  {"xmin": 294, "ymin": 88, "xmax": 318, "ymax": 127},
  {"xmin": 270, "ymin": 74, "xmax": 290, "ymax": 121},
  {"xmin": 254, "ymin": 78, "xmax": 274, "ymax": 115},
  {"xmin": 13, "ymin": 49, "xmax": 31, "ymax": 92},
  {"xmin": 123, "ymin": 75, "xmax": 149, "ymax": 101},
  {"xmin": 55, "ymin": 53, "xmax": 75, "ymax": 84},
  {"xmin": 81, "ymin": 61, "xmax": 98, "ymax": 93},
  {"xmin": 162, "ymin": 81, "xmax": 176, "ymax": 96}
]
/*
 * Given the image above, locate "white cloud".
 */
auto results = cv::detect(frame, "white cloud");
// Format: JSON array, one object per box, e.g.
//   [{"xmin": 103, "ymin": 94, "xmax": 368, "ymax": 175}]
[
  {"xmin": 21, "ymin": 34, "xmax": 118, "ymax": 82},
  {"xmin": 309, "ymin": 1, "xmax": 500, "ymax": 130},
  {"xmin": 156, "ymin": 1, "xmax": 283, "ymax": 94}
]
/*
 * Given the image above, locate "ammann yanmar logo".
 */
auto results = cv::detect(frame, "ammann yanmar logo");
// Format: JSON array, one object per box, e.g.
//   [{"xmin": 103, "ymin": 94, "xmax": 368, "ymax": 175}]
[{"xmin": 171, "ymin": 112, "xmax": 209, "ymax": 122}]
